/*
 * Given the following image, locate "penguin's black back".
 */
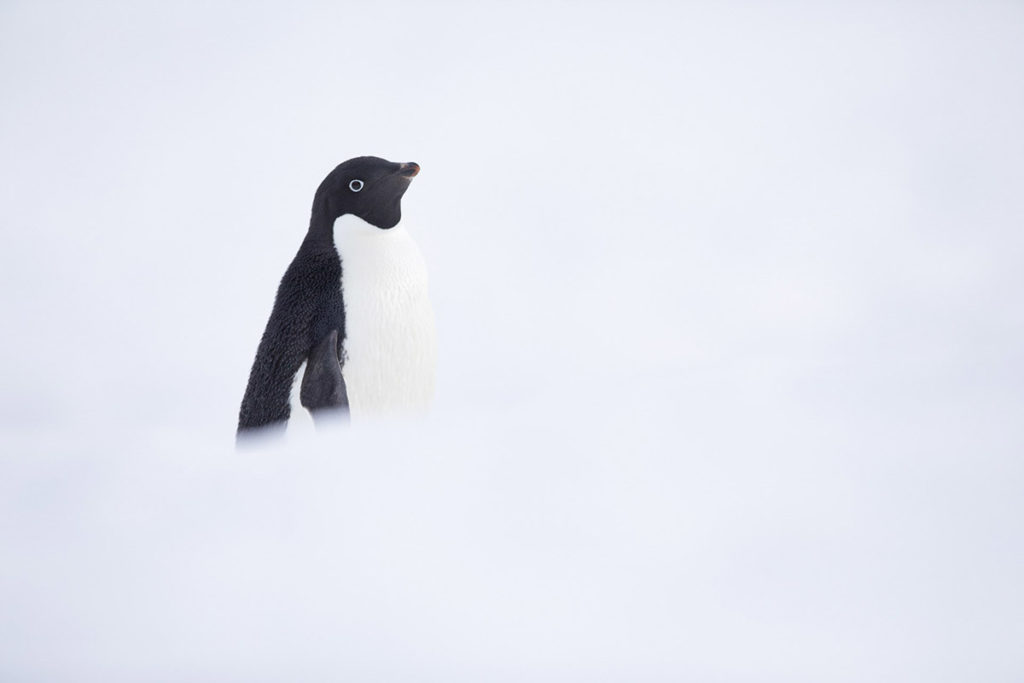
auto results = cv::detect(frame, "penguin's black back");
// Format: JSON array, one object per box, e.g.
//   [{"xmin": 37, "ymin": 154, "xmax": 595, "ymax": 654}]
[{"xmin": 237, "ymin": 237, "xmax": 345, "ymax": 431}]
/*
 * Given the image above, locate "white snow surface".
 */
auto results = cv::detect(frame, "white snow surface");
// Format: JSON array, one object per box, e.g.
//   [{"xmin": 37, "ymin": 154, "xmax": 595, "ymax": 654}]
[{"xmin": 2, "ymin": 2, "xmax": 1023, "ymax": 681}]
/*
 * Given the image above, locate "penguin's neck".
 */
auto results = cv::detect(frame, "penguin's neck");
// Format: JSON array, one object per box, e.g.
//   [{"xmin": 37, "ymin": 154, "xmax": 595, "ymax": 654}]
[
  {"xmin": 333, "ymin": 213, "xmax": 392, "ymax": 241},
  {"xmin": 304, "ymin": 199, "xmax": 339, "ymax": 249},
  {"xmin": 332, "ymin": 214, "xmax": 423, "ymax": 288}
]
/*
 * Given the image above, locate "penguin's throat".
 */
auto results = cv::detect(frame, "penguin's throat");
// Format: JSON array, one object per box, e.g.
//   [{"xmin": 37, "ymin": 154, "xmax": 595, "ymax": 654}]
[{"xmin": 334, "ymin": 213, "xmax": 383, "ymax": 236}]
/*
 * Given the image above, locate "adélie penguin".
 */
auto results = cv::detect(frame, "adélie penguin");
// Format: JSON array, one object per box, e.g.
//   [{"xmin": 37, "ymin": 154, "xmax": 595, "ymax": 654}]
[{"xmin": 237, "ymin": 157, "xmax": 436, "ymax": 435}]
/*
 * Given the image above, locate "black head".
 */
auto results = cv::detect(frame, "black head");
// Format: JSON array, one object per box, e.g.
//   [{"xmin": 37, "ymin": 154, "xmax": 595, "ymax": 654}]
[{"xmin": 312, "ymin": 156, "xmax": 419, "ymax": 231}]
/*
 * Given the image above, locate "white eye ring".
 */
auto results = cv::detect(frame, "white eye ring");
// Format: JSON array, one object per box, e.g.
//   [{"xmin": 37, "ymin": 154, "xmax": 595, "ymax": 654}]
[{"xmin": 349, "ymin": 179, "xmax": 364, "ymax": 192}]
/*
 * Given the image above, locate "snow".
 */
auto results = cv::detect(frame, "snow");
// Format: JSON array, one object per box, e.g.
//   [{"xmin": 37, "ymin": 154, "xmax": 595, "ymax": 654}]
[{"xmin": 1, "ymin": 1, "xmax": 1023, "ymax": 680}]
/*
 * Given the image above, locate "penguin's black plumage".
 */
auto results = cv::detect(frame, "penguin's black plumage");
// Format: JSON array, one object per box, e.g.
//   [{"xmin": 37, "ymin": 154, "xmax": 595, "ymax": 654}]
[{"xmin": 238, "ymin": 156, "xmax": 420, "ymax": 433}]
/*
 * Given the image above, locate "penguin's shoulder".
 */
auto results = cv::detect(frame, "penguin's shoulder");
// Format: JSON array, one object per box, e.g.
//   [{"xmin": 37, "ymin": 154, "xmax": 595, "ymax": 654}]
[
  {"xmin": 277, "ymin": 242, "xmax": 342, "ymax": 298},
  {"xmin": 259, "ymin": 242, "xmax": 343, "ymax": 346}
]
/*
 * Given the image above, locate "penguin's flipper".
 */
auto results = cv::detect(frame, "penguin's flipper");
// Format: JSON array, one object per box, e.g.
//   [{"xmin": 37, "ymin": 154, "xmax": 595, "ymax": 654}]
[{"xmin": 300, "ymin": 329, "xmax": 349, "ymax": 424}]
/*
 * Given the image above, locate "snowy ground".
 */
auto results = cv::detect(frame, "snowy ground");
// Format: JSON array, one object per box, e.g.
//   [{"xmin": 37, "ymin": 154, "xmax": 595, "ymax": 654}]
[{"xmin": 2, "ymin": 2, "xmax": 1023, "ymax": 681}]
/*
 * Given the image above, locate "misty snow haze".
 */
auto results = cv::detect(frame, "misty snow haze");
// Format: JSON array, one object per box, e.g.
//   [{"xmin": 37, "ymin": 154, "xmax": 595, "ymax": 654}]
[{"xmin": 1, "ymin": 1, "xmax": 1023, "ymax": 681}]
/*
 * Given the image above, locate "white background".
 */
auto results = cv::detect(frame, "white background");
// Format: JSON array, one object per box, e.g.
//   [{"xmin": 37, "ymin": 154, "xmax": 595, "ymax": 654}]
[{"xmin": 1, "ymin": 1, "xmax": 1023, "ymax": 680}]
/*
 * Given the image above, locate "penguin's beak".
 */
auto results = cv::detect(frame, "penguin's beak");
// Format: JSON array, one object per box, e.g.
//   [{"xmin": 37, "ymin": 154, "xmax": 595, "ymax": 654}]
[{"xmin": 398, "ymin": 162, "xmax": 420, "ymax": 178}]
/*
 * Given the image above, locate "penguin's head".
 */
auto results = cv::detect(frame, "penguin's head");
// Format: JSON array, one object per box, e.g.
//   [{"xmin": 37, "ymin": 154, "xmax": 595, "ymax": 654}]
[{"xmin": 315, "ymin": 156, "xmax": 419, "ymax": 230}]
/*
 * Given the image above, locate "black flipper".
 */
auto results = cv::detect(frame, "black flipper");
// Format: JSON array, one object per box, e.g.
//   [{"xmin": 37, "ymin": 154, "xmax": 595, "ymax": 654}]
[{"xmin": 300, "ymin": 329, "xmax": 349, "ymax": 425}]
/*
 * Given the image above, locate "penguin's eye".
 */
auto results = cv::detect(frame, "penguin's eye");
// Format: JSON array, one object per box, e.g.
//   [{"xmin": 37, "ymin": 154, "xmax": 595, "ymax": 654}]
[{"xmin": 349, "ymin": 179, "xmax": 364, "ymax": 192}]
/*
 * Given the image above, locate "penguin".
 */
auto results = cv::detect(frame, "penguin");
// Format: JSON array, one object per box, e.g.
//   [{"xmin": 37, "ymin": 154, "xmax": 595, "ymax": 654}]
[{"xmin": 237, "ymin": 156, "xmax": 435, "ymax": 434}]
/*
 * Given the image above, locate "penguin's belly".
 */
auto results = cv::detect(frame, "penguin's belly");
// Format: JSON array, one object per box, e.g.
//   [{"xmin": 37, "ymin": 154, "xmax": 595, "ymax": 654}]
[{"xmin": 334, "ymin": 215, "xmax": 436, "ymax": 417}]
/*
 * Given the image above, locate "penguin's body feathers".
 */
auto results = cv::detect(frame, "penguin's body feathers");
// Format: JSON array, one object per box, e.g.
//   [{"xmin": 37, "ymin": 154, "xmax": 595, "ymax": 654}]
[
  {"xmin": 335, "ymin": 215, "xmax": 436, "ymax": 417},
  {"xmin": 237, "ymin": 239, "xmax": 346, "ymax": 430}
]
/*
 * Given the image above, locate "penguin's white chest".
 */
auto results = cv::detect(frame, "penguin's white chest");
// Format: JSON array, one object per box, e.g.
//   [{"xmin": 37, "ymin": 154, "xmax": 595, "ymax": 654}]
[{"xmin": 334, "ymin": 215, "xmax": 436, "ymax": 416}]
